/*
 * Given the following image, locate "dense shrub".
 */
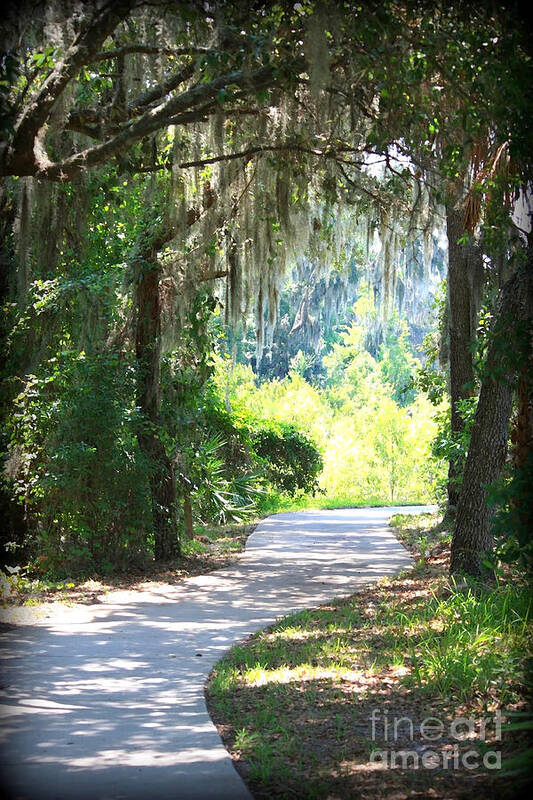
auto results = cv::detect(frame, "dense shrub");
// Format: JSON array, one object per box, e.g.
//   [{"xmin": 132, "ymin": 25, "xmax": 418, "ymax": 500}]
[
  {"xmin": 5, "ymin": 349, "xmax": 151, "ymax": 574},
  {"xmin": 250, "ymin": 421, "xmax": 323, "ymax": 496}
]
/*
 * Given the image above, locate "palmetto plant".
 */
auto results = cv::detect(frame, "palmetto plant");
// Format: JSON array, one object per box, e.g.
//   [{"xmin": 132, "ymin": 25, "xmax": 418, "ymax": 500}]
[{"xmin": 188, "ymin": 433, "xmax": 263, "ymax": 525}]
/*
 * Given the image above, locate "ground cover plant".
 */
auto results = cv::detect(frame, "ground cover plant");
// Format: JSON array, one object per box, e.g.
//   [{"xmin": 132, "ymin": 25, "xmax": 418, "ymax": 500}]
[{"xmin": 205, "ymin": 514, "xmax": 532, "ymax": 799}]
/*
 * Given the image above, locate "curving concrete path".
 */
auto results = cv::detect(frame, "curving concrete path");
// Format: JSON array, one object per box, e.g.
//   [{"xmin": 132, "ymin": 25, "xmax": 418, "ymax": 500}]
[{"xmin": 0, "ymin": 506, "xmax": 431, "ymax": 800}]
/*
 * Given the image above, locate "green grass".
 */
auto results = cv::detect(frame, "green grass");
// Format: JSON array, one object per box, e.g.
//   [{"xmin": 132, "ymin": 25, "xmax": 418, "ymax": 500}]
[
  {"xmin": 210, "ymin": 583, "xmax": 530, "ymax": 704},
  {"xmin": 206, "ymin": 524, "xmax": 532, "ymax": 799},
  {"xmin": 259, "ymin": 489, "xmax": 433, "ymax": 516},
  {"xmin": 403, "ymin": 584, "xmax": 531, "ymax": 701},
  {"xmin": 389, "ymin": 511, "xmax": 449, "ymax": 558}
]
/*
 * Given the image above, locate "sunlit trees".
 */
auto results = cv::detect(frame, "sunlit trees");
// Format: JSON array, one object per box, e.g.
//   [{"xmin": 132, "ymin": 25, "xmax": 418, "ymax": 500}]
[{"xmin": 234, "ymin": 317, "xmax": 443, "ymax": 506}]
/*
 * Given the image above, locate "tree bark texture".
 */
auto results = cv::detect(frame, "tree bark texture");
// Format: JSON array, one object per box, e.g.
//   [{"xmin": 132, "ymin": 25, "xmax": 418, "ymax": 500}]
[
  {"xmin": 511, "ymin": 370, "xmax": 533, "ymax": 471},
  {"xmin": 445, "ymin": 202, "xmax": 484, "ymax": 511},
  {"xmin": 450, "ymin": 255, "xmax": 533, "ymax": 576},
  {"xmin": 509, "ymin": 367, "xmax": 533, "ymax": 548},
  {"xmin": 134, "ymin": 251, "xmax": 180, "ymax": 560}
]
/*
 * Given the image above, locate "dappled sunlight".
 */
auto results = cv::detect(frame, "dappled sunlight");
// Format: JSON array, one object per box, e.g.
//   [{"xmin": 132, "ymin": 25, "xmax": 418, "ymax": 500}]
[
  {"xmin": 0, "ymin": 507, "xmax": 422, "ymax": 799},
  {"xmin": 267, "ymin": 628, "xmax": 321, "ymax": 642},
  {"xmin": 240, "ymin": 664, "xmax": 371, "ymax": 687},
  {"xmin": 207, "ymin": 566, "xmax": 525, "ymax": 800}
]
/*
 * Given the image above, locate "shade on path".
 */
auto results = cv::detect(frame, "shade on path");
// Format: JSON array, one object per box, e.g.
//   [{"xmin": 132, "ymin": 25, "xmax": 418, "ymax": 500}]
[{"xmin": 0, "ymin": 506, "xmax": 430, "ymax": 800}]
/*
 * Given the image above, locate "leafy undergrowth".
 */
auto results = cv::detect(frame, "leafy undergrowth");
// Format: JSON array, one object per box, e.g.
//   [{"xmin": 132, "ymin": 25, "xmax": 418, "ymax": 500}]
[
  {"xmin": 0, "ymin": 520, "xmax": 257, "ymax": 608},
  {"xmin": 389, "ymin": 512, "xmax": 451, "ymax": 564},
  {"xmin": 206, "ymin": 517, "xmax": 532, "ymax": 799}
]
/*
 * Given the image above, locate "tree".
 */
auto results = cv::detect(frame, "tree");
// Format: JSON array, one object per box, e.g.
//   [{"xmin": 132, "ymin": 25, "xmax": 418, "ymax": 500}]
[
  {"xmin": 358, "ymin": 2, "xmax": 531, "ymax": 522},
  {"xmin": 0, "ymin": 1, "xmax": 310, "ymax": 558},
  {"xmin": 378, "ymin": 317, "xmax": 419, "ymax": 407},
  {"xmin": 354, "ymin": 2, "xmax": 532, "ymax": 574},
  {"xmin": 443, "ymin": 202, "xmax": 483, "ymax": 511},
  {"xmin": 132, "ymin": 211, "xmax": 180, "ymax": 559},
  {"xmin": 0, "ymin": 1, "xmax": 302, "ymax": 180},
  {"xmin": 450, "ymin": 253, "xmax": 533, "ymax": 576}
]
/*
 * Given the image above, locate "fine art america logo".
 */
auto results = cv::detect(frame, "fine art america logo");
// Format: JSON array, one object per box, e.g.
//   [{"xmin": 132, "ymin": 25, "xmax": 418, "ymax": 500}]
[{"xmin": 369, "ymin": 709, "xmax": 503, "ymax": 770}]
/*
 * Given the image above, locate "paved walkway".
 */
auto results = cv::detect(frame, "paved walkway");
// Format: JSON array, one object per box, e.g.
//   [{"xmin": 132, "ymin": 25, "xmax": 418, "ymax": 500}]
[{"xmin": 0, "ymin": 507, "xmax": 430, "ymax": 800}]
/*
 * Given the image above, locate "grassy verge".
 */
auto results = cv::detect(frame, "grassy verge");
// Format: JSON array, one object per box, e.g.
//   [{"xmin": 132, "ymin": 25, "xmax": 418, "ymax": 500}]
[
  {"xmin": 259, "ymin": 490, "xmax": 433, "ymax": 515},
  {"xmin": 0, "ymin": 519, "xmax": 258, "ymax": 608},
  {"xmin": 206, "ymin": 515, "xmax": 532, "ymax": 799},
  {"xmin": 389, "ymin": 511, "xmax": 453, "ymax": 581}
]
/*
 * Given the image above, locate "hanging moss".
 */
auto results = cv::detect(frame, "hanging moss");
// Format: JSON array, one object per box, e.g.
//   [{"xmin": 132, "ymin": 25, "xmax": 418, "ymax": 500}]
[
  {"xmin": 304, "ymin": 7, "xmax": 332, "ymax": 98},
  {"xmin": 10, "ymin": 3, "xmax": 449, "ymax": 365}
]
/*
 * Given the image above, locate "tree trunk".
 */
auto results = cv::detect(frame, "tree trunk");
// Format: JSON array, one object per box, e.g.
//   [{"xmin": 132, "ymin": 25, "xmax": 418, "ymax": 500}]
[
  {"xmin": 450, "ymin": 256, "xmax": 533, "ymax": 576},
  {"xmin": 183, "ymin": 490, "xmax": 194, "ymax": 541},
  {"xmin": 508, "ymin": 368, "xmax": 533, "ymax": 547},
  {"xmin": 511, "ymin": 369, "xmax": 533, "ymax": 472},
  {"xmin": 0, "ymin": 188, "xmax": 29, "ymax": 557},
  {"xmin": 135, "ymin": 251, "xmax": 180, "ymax": 560},
  {"xmin": 445, "ymin": 202, "xmax": 484, "ymax": 513}
]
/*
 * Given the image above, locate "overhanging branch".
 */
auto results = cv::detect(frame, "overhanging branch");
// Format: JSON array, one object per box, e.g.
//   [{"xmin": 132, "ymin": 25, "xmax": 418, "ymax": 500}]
[
  {"xmin": 177, "ymin": 143, "xmax": 366, "ymax": 170},
  {"xmin": 33, "ymin": 62, "xmax": 297, "ymax": 180},
  {"xmin": 5, "ymin": 0, "xmax": 136, "ymax": 175},
  {"xmin": 89, "ymin": 45, "xmax": 214, "ymax": 62}
]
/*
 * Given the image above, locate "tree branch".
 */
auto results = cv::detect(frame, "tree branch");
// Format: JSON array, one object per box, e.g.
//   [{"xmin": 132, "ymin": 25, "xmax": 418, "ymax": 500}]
[
  {"xmin": 65, "ymin": 61, "xmax": 197, "ymax": 140},
  {"xmin": 3, "ymin": 0, "xmax": 136, "ymax": 176},
  {"xmin": 89, "ymin": 44, "xmax": 214, "ymax": 62},
  {"xmin": 198, "ymin": 269, "xmax": 229, "ymax": 282},
  {"xmin": 177, "ymin": 142, "xmax": 365, "ymax": 170},
  {"xmin": 131, "ymin": 62, "xmax": 197, "ymax": 115},
  {"xmin": 34, "ymin": 61, "xmax": 300, "ymax": 180},
  {"xmin": 337, "ymin": 162, "xmax": 383, "ymax": 203}
]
